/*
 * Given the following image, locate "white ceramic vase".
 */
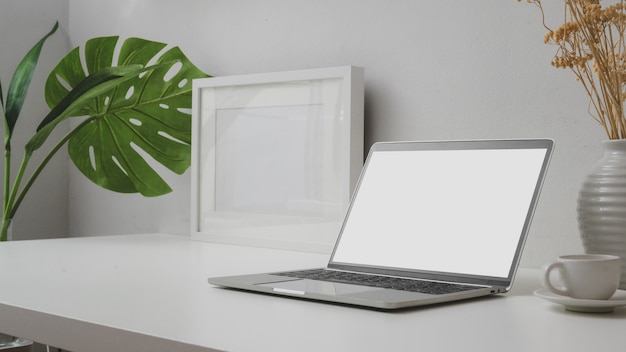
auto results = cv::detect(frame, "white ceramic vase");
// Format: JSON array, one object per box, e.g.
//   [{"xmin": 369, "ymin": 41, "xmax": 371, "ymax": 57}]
[{"xmin": 578, "ymin": 139, "xmax": 626, "ymax": 289}]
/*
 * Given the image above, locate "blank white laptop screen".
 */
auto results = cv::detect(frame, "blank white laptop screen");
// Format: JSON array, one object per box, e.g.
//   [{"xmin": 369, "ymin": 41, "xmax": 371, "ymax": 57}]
[{"xmin": 331, "ymin": 147, "xmax": 548, "ymax": 278}]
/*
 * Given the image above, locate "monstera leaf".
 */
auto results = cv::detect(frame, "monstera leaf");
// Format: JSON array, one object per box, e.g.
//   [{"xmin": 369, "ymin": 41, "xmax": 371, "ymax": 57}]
[{"xmin": 44, "ymin": 37, "xmax": 210, "ymax": 196}]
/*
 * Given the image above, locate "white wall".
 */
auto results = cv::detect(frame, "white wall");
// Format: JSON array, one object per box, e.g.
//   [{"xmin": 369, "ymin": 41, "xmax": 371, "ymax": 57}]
[
  {"xmin": 0, "ymin": 0, "xmax": 71, "ymax": 240},
  {"xmin": 64, "ymin": 0, "xmax": 608, "ymax": 268}
]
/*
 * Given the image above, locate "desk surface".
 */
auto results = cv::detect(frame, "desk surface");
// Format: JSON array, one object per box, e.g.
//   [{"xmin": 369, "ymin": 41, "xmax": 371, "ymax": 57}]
[{"xmin": 0, "ymin": 233, "xmax": 623, "ymax": 352}]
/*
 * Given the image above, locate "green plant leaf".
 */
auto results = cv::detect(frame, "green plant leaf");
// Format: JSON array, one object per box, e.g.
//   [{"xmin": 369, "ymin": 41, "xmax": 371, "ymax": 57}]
[
  {"xmin": 27, "ymin": 64, "xmax": 148, "ymax": 153},
  {"xmin": 1, "ymin": 80, "xmax": 5, "ymax": 146},
  {"xmin": 5, "ymin": 22, "xmax": 58, "ymax": 144},
  {"xmin": 45, "ymin": 37, "xmax": 210, "ymax": 196},
  {"xmin": 0, "ymin": 80, "xmax": 4, "ymax": 111}
]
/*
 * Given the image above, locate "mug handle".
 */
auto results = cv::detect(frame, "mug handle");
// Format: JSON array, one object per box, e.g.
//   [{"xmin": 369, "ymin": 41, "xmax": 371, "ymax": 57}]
[{"xmin": 541, "ymin": 261, "xmax": 569, "ymax": 296}]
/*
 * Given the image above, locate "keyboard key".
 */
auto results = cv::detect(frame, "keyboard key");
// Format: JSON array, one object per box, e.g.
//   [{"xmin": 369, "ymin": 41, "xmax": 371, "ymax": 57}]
[{"xmin": 274, "ymin": 269, "xmax": 478, "ymax": 295}]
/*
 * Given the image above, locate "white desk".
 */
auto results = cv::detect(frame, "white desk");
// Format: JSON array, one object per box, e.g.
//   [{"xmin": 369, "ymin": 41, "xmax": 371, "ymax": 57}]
[{"xmin": 0, "ymin": 233, "xmax": 623, "ymax": 352}]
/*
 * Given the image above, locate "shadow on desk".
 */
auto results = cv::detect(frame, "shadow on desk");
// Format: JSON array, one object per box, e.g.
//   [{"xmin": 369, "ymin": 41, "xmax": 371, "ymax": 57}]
[
  {"xmin": 541, "ymin": 304, "xmax": 626, "ymax": 318},
  {"xmin": 215, "ymin": 284, "xmax": 506, "ymax": 313}
]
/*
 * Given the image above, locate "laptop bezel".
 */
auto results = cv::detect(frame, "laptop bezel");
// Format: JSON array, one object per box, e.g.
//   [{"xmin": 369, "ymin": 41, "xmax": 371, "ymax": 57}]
[{"xmin": 326, "ymin": 139, "xmax": 554, "ymax": 289}]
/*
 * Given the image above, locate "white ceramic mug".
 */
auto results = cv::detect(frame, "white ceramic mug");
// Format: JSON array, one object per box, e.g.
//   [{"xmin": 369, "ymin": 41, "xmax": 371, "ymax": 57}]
[{"xmin": 541, "ymin": 254, "xmax": 622, "ymax": 300}]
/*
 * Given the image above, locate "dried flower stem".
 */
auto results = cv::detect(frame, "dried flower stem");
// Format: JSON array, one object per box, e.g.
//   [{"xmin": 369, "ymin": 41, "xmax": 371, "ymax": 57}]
[{"xmin": 522, "ymin": 0, "xmax": 626, "ymax": 139}]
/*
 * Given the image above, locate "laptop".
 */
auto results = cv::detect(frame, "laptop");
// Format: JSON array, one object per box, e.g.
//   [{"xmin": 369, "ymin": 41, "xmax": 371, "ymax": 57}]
[{"xmin": 208, "ymin": 139, "xmax": 554, "ymax": 310}]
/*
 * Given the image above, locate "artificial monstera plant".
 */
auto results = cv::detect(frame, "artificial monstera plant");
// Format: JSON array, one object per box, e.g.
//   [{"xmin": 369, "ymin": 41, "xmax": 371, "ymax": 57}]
[{"xmin": 1, "ymin": 22, "xmax": 210, "ymax": 241}]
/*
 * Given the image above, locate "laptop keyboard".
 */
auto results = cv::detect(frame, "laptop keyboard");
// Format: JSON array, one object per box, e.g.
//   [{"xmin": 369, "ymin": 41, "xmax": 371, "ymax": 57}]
[{"xmin": 274, "ymin": 269, "xmax": 479, "ymax": 295}]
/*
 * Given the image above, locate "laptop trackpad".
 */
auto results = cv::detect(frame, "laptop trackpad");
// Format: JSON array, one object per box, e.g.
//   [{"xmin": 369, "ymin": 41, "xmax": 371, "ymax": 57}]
[{"xmin": 259, "ymin": 279, "xmax": 383, "ymax": 296}]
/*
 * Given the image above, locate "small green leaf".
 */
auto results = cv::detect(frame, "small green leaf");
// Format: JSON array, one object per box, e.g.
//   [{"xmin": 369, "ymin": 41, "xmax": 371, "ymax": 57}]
[
  {"xmin": 26, "ymin": 65, "xmax": 147, "ymax": 153},
  {"xmin": 0, "ymin": 80, "xmax": 4, "ymax": 111},
  {"xmin": 38, "ymin": 64, "xmax": 147, "ymax": 131},
  {"xmin": 1, "ymin": 80, "xmax": 5, "ymax": 146},
  {"xmin": 4, "ymin": 22, "xmax": 58, "ymax": 141}
]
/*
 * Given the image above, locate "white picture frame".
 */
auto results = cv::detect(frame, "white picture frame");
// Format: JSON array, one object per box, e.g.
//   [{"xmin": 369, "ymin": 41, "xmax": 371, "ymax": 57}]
[{"xmin": 190, "ymin": 66, "xmax": 364, "ymax": 253}]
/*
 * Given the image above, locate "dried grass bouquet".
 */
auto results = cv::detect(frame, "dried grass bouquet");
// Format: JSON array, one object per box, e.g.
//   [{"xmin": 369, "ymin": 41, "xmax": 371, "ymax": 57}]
[{"xmin": 521, "ymin": 0, "xmax": 626, "ymax": 139}]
